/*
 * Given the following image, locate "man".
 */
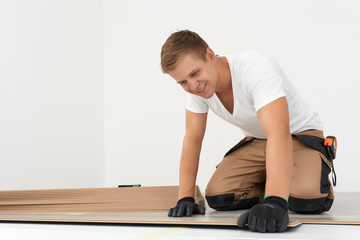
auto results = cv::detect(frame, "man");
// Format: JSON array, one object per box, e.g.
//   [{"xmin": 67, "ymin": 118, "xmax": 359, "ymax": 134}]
[{"xmin": 160, "ymin": 30, "xmax": 335, "ymax": 233}]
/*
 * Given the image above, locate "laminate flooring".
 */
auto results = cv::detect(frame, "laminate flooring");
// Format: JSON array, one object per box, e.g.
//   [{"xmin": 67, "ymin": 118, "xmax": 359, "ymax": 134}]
[{"xmin": 1, "ymin": 192, "xmax": 359, "ymax": 227}]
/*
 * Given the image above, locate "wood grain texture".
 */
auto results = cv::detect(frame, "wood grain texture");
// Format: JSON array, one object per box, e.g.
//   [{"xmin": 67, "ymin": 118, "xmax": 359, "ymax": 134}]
[
  {"xmin": 0, "ymin": 210, "xmax": 303, "ymax": 227},
  {"xmin": 0, "ymin": 186, "xmax": 205, "ymax": 212},
  {"xmin": 0, "ymin": 188, "xmax": 358, "ymax": 227}
]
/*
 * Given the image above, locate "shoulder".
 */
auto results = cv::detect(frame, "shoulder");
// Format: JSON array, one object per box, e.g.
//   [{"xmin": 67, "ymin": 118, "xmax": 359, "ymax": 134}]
[{"xmin": 227, "ymin": 50, "xmax": 274, "ymax": 71}]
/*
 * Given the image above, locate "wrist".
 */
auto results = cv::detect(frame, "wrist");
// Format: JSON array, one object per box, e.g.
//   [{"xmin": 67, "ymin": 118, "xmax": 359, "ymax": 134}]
[
  {"xmin": 263, "ymin": 196, "xmax": 289, "ymax": 209},
  {"xmin": 177, "ymin": 197, "xmax": 195, "ymax": 204},
  {"xmin": 178, "ymin": 187, "xmax": 196, "ymax": 200}
]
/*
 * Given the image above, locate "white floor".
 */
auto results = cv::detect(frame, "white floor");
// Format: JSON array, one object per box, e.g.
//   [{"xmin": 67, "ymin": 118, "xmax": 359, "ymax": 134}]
[{"xmin": 1, "ymin": 222, "xmax": 360, "ymax": 240}]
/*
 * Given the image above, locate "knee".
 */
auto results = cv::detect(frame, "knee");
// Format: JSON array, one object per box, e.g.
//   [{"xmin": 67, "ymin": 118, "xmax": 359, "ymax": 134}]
[
  {"xmin": 205, "ymin": 193, "xmax": 259, "ymax": 211},
  {"xmin": 205, "ymin": 193, "xmax": 235, "ymax": 211},
  {"xmin": 205, "ymin": 182, "xmax": 236, "ymax": 210},
  {"xmin": 288, "ymin": 196, "xmax": 334, "ymax": 214}
]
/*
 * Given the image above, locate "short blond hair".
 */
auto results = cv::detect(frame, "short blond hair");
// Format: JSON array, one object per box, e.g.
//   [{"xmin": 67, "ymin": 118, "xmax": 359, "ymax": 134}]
[{"xmin": 160, "ymin": 30, "xmax": 209, "ymax": 73}]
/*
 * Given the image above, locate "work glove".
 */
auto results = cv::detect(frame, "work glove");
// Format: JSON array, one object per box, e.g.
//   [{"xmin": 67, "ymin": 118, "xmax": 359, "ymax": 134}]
[
  {"xmin": 237, "ymin": 196, "xmax": 289, "ymax": 233},
  {"xmin": 168, "ymin": 197, "xmax": 205, "ymax": 217}
]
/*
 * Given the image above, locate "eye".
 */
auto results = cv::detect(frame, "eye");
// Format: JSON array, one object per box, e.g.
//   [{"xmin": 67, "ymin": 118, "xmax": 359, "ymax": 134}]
[
  {"xmin": 179, "ymin": 80, "xmax": 187, "ymax": 85},
  {"xmin": 191, "ymin": 71, "xmax": 199, "ymax": 77}
]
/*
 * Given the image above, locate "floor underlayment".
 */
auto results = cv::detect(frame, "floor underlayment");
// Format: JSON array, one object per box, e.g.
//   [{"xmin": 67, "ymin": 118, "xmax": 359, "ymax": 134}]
[{"xmin": 0, "ymin": 187, "xmax": 359, "ymax": 228}]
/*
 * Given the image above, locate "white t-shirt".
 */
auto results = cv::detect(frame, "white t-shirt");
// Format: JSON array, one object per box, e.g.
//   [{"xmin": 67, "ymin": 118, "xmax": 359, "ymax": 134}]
[{"xmin": 186, "ymin": 51, "xmax": 323, "ymax": 139}]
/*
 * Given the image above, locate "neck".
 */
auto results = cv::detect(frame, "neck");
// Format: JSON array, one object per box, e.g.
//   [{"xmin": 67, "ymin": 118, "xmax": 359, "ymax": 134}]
[{"xmin": 215, "ymin": 56, "xmax": 232, "ymax": 94}]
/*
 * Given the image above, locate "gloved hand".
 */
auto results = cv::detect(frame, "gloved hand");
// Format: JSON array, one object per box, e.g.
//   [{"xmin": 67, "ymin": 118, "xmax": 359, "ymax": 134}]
[
  {"xmin": 168, "ymin": 197, "xmax": 205, "ymax": 217},
  {"xmin": 237, "ymin": 196, "xmax": 289, "ymax": 233}
]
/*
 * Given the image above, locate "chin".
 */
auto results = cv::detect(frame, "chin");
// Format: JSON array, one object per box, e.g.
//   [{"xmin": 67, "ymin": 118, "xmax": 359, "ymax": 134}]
[{"xmin": 202, "ymin": 92, "xmax": 215, "ymax": 99}]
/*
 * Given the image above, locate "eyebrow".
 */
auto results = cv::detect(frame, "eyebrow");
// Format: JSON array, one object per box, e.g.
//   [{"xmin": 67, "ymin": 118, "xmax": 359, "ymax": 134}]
[{"xmin": 176, "ymin": 68, "xmax": 200, "ymax": 84}]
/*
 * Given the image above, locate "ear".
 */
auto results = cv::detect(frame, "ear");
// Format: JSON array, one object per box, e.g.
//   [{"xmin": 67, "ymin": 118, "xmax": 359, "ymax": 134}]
[{"xmin": 205, "ymin": 48, "xmax": 216, "ymax": 62}]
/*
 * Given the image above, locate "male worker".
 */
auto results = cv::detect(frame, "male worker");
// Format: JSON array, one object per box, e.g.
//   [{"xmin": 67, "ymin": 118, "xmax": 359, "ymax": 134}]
[{"xmin": 160, "ymin": 30, "xmax": 335, "ymax": 233}]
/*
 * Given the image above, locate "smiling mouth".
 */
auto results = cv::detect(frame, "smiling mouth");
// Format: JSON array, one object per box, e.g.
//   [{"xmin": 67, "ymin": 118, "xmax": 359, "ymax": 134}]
[{"xmin": 198, "ymin": 84, "xmax": 206, "ymax": 93}]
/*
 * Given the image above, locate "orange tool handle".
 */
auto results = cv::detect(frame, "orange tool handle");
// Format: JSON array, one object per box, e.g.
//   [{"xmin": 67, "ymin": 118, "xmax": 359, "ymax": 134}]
[{"xmin": 324, "ymin": 136, "xmax": 337, "ymax": 159}]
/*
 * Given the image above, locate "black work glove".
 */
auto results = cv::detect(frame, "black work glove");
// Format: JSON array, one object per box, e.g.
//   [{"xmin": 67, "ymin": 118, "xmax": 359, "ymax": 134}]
[
  {"xmin": 168, "ymin": 197, "xmax": 205, "ymax": 217},
  {"xmin": 237, "ymin": 196, "xmax": 289, "ymax": 233}
]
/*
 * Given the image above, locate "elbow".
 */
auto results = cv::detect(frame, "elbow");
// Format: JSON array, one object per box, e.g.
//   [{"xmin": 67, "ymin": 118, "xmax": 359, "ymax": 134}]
[
  {"xmin": 183, "ymin": 132, "xmax": 204, "ymax": 145},
  {"xmin": 266, "ymin": 129, "xmax": 292, "ymax": 144}
]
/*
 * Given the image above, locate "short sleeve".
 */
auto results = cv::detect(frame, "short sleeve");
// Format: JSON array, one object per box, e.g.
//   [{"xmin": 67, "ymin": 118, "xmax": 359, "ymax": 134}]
[
  {"xmin": 185, "ymin": 94, "xmax": 209, "ymax": 113},
  {"xmin": 243, "ymin": 54, "xmax": 286, "ymax": 112}
]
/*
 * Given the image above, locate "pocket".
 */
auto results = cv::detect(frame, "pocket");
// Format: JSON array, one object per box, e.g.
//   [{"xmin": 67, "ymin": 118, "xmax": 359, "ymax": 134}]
[{"xmin": 319, "ymin": 153, "xmax": 333, "ymax": 193}]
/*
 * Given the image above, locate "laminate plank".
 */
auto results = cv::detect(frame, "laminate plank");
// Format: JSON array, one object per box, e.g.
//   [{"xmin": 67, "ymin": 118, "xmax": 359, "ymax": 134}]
[{"xmin": 1, "ymin": 187, "xmax": 358, "ymax": 227}]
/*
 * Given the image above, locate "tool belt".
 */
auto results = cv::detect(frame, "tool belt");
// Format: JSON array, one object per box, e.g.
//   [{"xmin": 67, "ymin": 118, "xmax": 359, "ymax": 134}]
[
  {"xmin": 224, "ymin": 132, "xmax": 338, "ymax": 188},
  {"xmin": 293, "ymin": 134, "xmax": 337, "ymax": 187}
]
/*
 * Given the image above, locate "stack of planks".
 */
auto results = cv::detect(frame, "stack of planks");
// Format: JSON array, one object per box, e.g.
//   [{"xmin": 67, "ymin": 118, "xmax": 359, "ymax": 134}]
[{"xmin": 0, "ymin": 186, "xmax": 205, "ymax": 212}]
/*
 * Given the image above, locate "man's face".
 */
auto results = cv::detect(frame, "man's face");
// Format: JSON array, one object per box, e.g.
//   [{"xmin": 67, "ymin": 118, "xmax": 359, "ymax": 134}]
[{"xmin": 169, "ymin": 50, "xmax": 218, "ymax": 99}]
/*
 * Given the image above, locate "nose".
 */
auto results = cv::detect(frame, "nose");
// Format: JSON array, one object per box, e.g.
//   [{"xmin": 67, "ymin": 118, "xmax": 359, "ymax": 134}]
[{"xmin": 188, "ymin": 79, "xmax": 199, "ymax": 93}]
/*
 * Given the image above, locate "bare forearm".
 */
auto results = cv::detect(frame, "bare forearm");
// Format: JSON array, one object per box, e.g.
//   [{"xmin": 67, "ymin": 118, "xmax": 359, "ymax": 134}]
[
  {"xmin": 265, "ymin": 134, "xmax": 293, "ymax": 200},
  {"xmin": 178, "ymin": 135, "xmax": 202, "ymax": 199}
]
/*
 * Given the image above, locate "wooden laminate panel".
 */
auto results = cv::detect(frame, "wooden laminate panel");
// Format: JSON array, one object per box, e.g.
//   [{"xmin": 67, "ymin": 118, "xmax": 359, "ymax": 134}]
[
  {"xmin": 0, "ymin": 186, "xmax": 205, "ymax": 212},
  {"xmin": 0, "ymin": 188, "xmax": 358, "ymax": 227}
]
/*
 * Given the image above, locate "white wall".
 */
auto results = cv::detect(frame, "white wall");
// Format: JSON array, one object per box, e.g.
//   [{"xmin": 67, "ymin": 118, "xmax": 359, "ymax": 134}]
[
  {"xmin": 0, "ymin": 0, "xmax": 104, "ymax": 190},
  {"xmin": 1, "ymin": 0, "xmax": 359, "ymax": 194},
  {"xmin": 104, "ymin": 0, "xmax": 360, "ymax": 193}
]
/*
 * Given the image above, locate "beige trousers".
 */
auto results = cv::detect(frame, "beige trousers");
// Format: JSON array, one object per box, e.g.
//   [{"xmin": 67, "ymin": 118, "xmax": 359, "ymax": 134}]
[{"xmin": 205, "ymin": 130, "xmax": 334, "ymax": 213}]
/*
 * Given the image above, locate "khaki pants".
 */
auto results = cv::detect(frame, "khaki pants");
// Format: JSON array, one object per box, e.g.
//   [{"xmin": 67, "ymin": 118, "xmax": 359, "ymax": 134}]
[{"xmin": 205, "ymin": 130, "xmax": 334, "ymax": 213}]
